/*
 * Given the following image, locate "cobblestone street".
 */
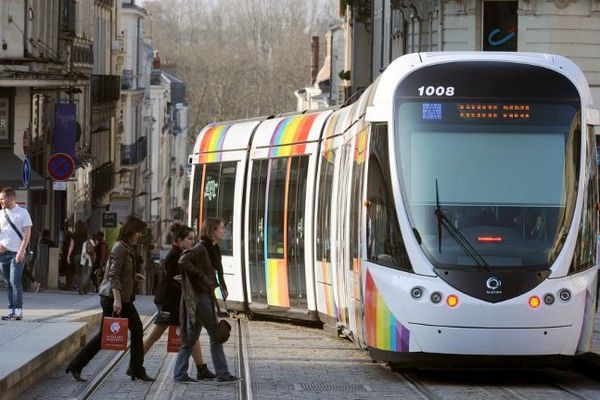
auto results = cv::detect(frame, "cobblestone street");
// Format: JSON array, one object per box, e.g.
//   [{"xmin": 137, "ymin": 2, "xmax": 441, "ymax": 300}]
[{"xmin": 16, "ymin": 298, "xmax": 600, "ymax": 400}]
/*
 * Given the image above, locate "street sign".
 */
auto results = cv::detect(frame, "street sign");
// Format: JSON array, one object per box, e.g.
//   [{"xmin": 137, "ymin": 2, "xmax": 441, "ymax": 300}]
[
  {"xmin": 52, "ymin": 181, "xmax": 67, "ymax": 191},
  {"xmin": 22, "ymin": 158, "xmax": 31, "ymax": 188},
  {"xmin": 102, "ymin": 212, "xmax": 118, "ymax": 228},
  {"xmin": 47, "ymin": 152, "xmax": 75, "ymax": 181}
]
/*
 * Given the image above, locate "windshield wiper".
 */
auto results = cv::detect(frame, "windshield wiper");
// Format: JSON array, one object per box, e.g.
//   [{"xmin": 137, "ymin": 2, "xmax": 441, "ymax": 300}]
[{"xmin": 434, "ymin": 180, "xmax": 491, "ymax": 272}]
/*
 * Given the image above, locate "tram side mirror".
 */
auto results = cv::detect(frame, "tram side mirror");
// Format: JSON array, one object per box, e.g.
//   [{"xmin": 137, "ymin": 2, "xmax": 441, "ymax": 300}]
[
  {"xmin": 188, "ymin": 156, "xmax": 193, "ymax": 165},
  {"xmin": 586, "ymin": 108, "xmax": 600, "ymax": 126}
]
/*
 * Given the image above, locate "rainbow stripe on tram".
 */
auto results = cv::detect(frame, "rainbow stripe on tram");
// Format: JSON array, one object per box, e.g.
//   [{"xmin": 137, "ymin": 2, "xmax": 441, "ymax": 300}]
[
  {"xmin": 266, "ymin": 259, "xmax": 290, "ymax": 307},
  {"xmin": 269, "ymin": 114, "xmax": 318, "ymax": 157},
  {"xmin": 197, "ymin": 124, "xmax": 232, "ymax": 163},
  {"xmin": 365, "ymin": 269, "xmax": 409, "ymax": 352}
]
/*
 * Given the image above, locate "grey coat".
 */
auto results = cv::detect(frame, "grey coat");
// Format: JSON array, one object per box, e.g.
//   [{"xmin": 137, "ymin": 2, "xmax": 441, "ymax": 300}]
[
  {"xmin": 179, "ymin": 241, "xmax": 218, "ymax": 344},
  {"xmin": 98, "ymin": 240, "xmax": 140, "ymax": 302}
]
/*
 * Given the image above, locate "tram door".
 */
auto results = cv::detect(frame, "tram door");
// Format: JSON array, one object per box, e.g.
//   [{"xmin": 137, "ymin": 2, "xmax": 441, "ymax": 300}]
[
  {"xmin": 248, "ymin": 160, "xmax": 269, "ymax": 304},
  {"xmin": 248, "ymin": 156, "xmax": 309, "ymax": 308},
  {"xmin": 335, "ymin": 143, "xmax": 352, "ymax": 327}
]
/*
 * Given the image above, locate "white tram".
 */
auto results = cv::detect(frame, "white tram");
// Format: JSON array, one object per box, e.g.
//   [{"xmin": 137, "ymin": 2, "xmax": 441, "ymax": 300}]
[{"xmin": 189, "ymin": 52, "xmax": 599, "ymax": 364}]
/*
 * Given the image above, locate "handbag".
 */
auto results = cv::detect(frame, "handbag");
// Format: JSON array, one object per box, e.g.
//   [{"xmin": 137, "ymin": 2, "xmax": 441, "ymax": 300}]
[
  {"xmin": 101, "ymin": 314, "xmax": 129, "ymax": 351},
  {"xmin": 167, "ymin": 325, "xmax": 182, "ymax": 353},
  {"xmin": 211, "ymin": 296, "xmax": 231, "ymax": 344}
]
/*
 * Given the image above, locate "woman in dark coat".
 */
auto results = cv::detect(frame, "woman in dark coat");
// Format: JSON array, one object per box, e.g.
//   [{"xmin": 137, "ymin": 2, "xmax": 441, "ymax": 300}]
[
  {"xmin": 142, "ymin": 222, "xmax": 215, "ymax": 380},
  {"xmin": 173, "ymin": 217, "xmax": 240, "ymax": 383},
  {"xmin": 65, "ymin": 215, "xmax": 154, "ymax": 382}
]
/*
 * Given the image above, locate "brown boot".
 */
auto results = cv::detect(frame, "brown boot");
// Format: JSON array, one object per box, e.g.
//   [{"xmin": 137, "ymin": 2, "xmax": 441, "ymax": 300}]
[{"xmin": 196, "ymin": 364, "xmax": 216, "ymax": 380}]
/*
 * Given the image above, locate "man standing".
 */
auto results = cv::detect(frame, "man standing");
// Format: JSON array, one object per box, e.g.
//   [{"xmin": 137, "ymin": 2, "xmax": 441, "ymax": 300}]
[{"xmin": 0, "ymin": 187, "xmax": 32, "ymax": 320}]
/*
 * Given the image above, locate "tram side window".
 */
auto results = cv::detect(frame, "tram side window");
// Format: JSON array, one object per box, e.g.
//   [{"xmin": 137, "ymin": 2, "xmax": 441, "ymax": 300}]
[
  {"xmin": 267, "ymin": 158, "xmax": 288, "ymax": 258},
  {"xmin": 201, "ymin": 162, "xmax": 237, "ymax": 255},
  {"xmin": 316, "ymin": 152, "xmax": 336, "ymax": 262},
  {"xmin": 366, "ymin": 124, "xmax": 412, "ymax": 271},
  {"xmin": 191, "ymin": 165, "xmax": 202, "ymax": 235},
  {"xmin": 350, "ymin": 129, "xmax": 368, "ymax": 270},
  {"xmin": 570, "ymin": 127, "xmax": 598, "ymax": 274}
]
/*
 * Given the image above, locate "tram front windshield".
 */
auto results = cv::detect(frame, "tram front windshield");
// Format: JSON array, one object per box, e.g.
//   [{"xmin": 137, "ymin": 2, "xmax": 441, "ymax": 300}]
[{"xmin": 395, "ymin": 100, "xmax": 580, "ymax": 270}]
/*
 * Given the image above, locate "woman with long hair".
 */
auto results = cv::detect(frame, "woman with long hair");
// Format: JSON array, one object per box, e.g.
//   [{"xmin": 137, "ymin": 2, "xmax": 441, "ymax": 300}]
[
  {"xmin": 65, "ymin": 215, "xmax": 155, "ymax": 382},
  {"xmin": 174, "ymin": 217, "xmax": 240, "ymax": 383},
  {"xmin": 142, "ymin": 222, "xmax": 215, "ymax": 380}
]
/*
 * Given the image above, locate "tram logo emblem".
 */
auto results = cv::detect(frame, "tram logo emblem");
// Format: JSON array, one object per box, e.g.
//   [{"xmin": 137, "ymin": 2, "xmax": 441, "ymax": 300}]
[{"xmin": 486, "ymin": 277, "xmax": 502, "ymax": 294}]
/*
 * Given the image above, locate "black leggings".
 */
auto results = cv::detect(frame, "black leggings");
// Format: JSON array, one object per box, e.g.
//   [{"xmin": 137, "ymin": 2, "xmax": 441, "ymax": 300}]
[{"xmin": 67, "ymin": 295, "xmax": 145, "ymax": 373}]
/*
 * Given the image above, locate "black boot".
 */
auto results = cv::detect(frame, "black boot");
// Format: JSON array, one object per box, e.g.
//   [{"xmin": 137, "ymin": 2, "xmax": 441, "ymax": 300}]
[{"xmin": 196, "ymin": 364, "xmax": 216, "ymax": 380}]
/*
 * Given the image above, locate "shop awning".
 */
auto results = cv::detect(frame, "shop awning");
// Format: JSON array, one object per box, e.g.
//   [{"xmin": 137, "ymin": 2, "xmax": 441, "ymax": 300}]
[{"xmin": 0, "ymin": 149, "xmax": 45, "ymax": 190}]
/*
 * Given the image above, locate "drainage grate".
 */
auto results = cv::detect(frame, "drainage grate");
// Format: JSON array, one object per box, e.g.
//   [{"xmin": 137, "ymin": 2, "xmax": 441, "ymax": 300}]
[
  {"xmin": 278, "ymin": 336, "xmax": 321, "ymax": 340},
  {"xmin": 293, "ymin": 383, "xmax": 372, "ymax": 392}
]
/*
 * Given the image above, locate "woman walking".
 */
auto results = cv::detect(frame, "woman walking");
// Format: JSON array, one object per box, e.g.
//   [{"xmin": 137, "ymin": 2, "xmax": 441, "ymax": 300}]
[
  {"xmin": 143, "ymin": 222, "xmax": 215, "ymax": 380},
  {"xmin": 174, "ymin": 217, "xmax": 239, "ymax": 383},
  {"xmin": 65, "ymin": 215, "xmax": 155, "ymax": 382}
]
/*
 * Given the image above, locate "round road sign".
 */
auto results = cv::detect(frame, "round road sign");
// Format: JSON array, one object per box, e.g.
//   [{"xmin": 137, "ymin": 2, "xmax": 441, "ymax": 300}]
[{"xmin": 47, "ymin": 152, "xmax": 75, "ymax": 181}]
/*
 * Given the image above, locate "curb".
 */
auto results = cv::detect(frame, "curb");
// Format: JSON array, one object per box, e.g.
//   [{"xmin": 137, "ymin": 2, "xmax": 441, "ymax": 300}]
[{"xmin": 0, "ymin": 309, "xmax": 103, "ymax": 400}]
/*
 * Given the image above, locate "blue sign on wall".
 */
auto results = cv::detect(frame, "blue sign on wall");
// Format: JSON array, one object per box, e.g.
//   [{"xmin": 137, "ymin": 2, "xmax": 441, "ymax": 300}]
[
  {"xmin": 22, "ymin": 158, "xmax": 30, "ymax": 188},
  {"xmin": 53, "ymin": 103, "xmax": 77, "ymax": 162}
]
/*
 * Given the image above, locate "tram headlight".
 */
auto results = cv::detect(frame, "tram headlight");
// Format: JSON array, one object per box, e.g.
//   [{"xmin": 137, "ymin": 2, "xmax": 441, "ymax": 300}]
[
  {"xmin": 543, "ymin": 294, "xmax": 555, "ymax": 305},
  {"xmin": 446, "ymin": 294, "xmax": 459, "ymax": 308},
  {"xmin": 528, "ymin": 296, "xmax": 541, "ymax": 308},
  {"xmin": 559, "ymin": 289, "xmax": 571, "ymax": 302},
  {"xmin": 430, "ymin": 291, "xmax": 442, "ymax": 304},
  {"xmin": 410, "ymin": 287, "xmax": 423, "ymax": 299}
]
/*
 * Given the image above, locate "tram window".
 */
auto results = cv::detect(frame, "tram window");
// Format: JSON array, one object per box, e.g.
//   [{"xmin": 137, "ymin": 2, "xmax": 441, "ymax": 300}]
[
  {"xmin": 267, "ymin": 158, "xmax": 288, "ymax": 258},
  {"xmin": 350, "ymin": 129, "xmax": 368, "ymax": 269},
  {"xmin": 316, "ymin": 151, "xmax": 336, "ymax": 262},
  {"xmin": 199, "ymin": 162, "xmax": 237, "ymax": 255},
  {"xmin": 366, "ymin": 124, "xmax": 412, "ymax": 271},
  {"xmin": 570, "ymin": 126, "xmax": 598, "ymax": 274},
  {"xmin": 191, "ymin": 165, "xmax": 203, "ymax": 235}
]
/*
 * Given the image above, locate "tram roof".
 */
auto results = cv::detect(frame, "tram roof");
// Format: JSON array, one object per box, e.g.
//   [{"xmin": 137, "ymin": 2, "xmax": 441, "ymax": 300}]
[
  {"xmin": 250, "ymin": 110, "xmax": 332, "ymax": 156},
  {"xmin": 192, "ymin": 119, "xmax": 261, "ymax": 162}
]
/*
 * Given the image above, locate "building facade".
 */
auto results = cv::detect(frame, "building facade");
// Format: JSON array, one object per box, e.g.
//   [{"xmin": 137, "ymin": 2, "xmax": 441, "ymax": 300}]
[
  {"xmin": 148, "ymin": 54, "xmax": 190, "ymax": 252},
  {"xmin": 338, "ymin": 0, "xmax": 600, "ymax": 106}
]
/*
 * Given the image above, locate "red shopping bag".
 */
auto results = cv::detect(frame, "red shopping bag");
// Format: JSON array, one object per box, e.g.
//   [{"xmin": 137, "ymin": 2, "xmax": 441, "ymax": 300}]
[
  {"xmin": 101, "ymin": 316, "xmax": 129, "ymax": 351},
  {"xmin": 167, "ymin": 325, "xmax": 182, "ymax": 353}
]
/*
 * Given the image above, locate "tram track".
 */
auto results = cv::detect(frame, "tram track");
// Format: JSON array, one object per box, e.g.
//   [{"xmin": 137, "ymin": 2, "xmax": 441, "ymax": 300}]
[
  {"xmin": 237, "ymin": 318, "xmax": 253, "ymax": 400},
  {"xmin": 73, "ymin": 315, "xmax": 252, "ymax": 400},
  {"xmin": 73, "ymin": 314, "xmax": 156, "ymax": 400},
  {"xmin": 395, "ymin": 367, "xmax": 600, "ymax": 400}
]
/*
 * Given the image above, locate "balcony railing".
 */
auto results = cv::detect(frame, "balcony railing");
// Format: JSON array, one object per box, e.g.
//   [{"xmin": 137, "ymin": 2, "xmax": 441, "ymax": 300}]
[
  {"xmin": 122, "ymin": 69, "xmax": 134, "ymax": 90},
  {"xmin": 95, "ymin": 0, "xmax": 114, "ymax": 7},
  {"xmin": 71, "ymin": 43, "xmax": 93, "ymax": 65},
  {"xmin": 60, "ymin": 0, "xmax": 76, "ymax": 35},
  {"xmin": 121, "ymin": 136, "xmax": 148, "ymax": 166},
  {"xmin": 91, "ymin": 161, "xmax": 115, "ymax": 201},
  {"xmin": 92, "ymin": 75, "xmax": 120, "ymax": 103}
]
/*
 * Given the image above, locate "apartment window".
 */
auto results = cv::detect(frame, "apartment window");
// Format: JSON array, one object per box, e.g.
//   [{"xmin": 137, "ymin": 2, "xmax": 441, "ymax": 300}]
[{"xmin": 483, "ymin": 1, "xmax": 518, "ymax": 51}]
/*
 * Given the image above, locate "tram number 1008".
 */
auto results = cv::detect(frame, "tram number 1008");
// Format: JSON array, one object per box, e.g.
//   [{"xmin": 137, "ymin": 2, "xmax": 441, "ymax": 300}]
[{"xmin": 418, "ymin": 86, "xmax": 455, "ymax": 97}]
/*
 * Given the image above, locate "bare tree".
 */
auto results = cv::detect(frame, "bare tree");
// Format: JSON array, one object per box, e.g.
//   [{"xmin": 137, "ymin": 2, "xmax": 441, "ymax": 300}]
[{"xmin": 145, "ymin": 0, "xmax": 339, "ymax": 143}]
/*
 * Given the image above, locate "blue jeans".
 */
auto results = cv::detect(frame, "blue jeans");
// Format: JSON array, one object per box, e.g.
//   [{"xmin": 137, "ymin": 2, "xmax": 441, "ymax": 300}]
[
  {"xmin": 174, "ymin": 293, "xmax": 230, "ymax": 380},
  {"xmin": 1, "ymin": 251, "xmax": 24, "ymax": 309}
]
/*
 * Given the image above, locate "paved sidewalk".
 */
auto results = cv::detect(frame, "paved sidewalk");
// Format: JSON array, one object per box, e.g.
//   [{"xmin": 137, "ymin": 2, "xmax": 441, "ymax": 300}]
[{"xmin": 0, "ymin": 289, "xmax": 152, "ymax": 400}]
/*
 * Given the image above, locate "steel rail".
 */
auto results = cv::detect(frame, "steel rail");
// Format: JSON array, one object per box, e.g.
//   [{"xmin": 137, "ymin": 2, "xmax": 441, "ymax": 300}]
[{"xmin": 74, "ymin": 314, "xmax": 155, "ymax": 400}]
